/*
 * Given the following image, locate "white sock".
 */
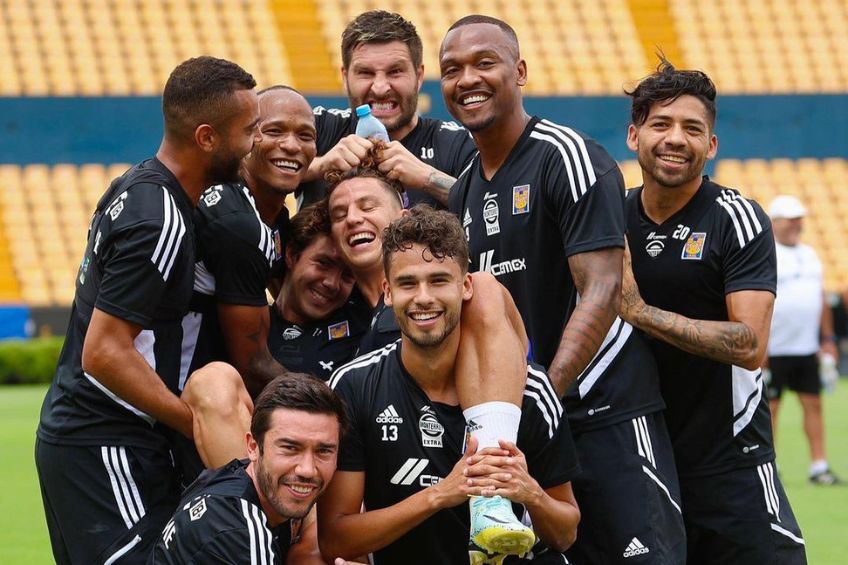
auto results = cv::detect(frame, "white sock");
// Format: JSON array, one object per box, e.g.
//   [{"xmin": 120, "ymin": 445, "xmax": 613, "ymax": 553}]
[
  {"xmin": 463, "ymin": 401, "xmax": 521, "ymax": 451},
  {"xmin": 810, "ymin": 459, "xmax": 829, "ymax": 475}
]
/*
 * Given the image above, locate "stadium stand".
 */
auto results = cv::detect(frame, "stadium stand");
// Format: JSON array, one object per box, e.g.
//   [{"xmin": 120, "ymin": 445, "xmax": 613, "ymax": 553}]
[{"xmin": 0, "ymin": 1, "xmax": 846, "ymax": 308}]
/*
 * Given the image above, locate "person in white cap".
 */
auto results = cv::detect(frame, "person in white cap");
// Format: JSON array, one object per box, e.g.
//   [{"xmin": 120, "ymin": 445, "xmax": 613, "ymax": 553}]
[{"xmin": 766, "ymin": 194, "xmax": 841, "ymax": 485}]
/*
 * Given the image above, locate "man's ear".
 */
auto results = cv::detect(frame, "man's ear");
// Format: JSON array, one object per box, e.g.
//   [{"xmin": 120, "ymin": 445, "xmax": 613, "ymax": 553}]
[
  {"xmin": 246, "ymin": 432, "xmax": 260, "ymax": 463},
  {"xmin": 517, "ymin": 59, "xmax": 527, "ymax": 87},
  {"xmin": 285, "ymin": 245, "xmax": 298, "ymax": 271},
  {"xmin": 382, "ymin": 276, "xmax": 392, "ymax": 306},
  {"xmin": 195, "ymin": 124, "xmax": 217, "ymax": 153}
]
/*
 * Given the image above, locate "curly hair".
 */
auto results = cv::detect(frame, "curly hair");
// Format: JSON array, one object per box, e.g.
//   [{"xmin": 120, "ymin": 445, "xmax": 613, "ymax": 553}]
[
  {"xmin": 341, "ymin": 10, "xmax": 423, "ymax": 70},
  {"xmin": 625, "ymin": 55, "xmax": 717, "ymax": 127},
  {"xmin": 382, "ymin": 205, "xmax": 469, "ymax": 275}
]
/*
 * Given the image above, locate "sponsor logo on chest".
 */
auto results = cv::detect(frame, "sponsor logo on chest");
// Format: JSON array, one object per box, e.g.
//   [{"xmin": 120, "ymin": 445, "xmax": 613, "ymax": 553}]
[
  {"xmin": 418, "ymin": 411, "xmax": 445, "ymax": 448},
  {"xmin": 482, "ymin": 192, "xmax": 500, "ymax": 236}
]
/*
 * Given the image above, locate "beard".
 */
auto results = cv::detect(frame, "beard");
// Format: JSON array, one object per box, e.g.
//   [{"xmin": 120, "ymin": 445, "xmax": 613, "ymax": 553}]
[
  {"xmin": 255, "ymin": 460, "xmax": 323, "ymax": 520},
  {"xmin": 401, "ymin": 309, "xmax": 460, "ymax": 348},
  {"xmin": 208, "ymin": 147, "xmax": 244, "ymax": 185}
]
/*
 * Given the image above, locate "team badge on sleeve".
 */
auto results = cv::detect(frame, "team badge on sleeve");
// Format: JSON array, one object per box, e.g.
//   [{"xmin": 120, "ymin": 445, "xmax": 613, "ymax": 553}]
[
  {"xmin": 328, "ymin": 320, "xmax": 350, "ymax": 340},
  {"xmin": 681, "ymin": 232, "xmax": 707, "ymax": 260},
  {"xmin": 512, "ymin": 185, "xmax": 530, "ymax": 215}
]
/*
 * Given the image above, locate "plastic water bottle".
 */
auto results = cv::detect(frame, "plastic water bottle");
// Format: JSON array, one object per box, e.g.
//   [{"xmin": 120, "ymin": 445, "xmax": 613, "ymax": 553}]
[{"xmin": 354, "ymin": 104, "xmax": 389, "ymax": 142}]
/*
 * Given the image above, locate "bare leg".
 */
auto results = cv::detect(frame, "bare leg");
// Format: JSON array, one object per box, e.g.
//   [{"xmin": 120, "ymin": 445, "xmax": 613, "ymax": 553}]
[
  {"xmin": 182, "ymin": 362, "xmax": 254, "ymax": 468},
  {"xmin": 798, "ymin": 392, "xmax": 826, "ymax": 463},
  {"xmin": 457, "ymin": 272, "xmax": 526, "ymax": 412}
]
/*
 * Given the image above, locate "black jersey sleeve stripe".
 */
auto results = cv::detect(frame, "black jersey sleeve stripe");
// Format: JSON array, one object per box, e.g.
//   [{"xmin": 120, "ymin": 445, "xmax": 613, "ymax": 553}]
[
  {"xmin": 539, "ymin": 119, "xmax": 598, "ymax": 189},
  {"xmin": 456, "ymin": 154, "xmax": 477, "ymax": 181},
  {"xmin": 716, "ymin": 190, "xmax": 764, "ymax": 248},
  {"xmin": 528, "ymin": 131, "xmax": 581, "ymax": 203},
  {"xmin": 525, "ymin": 367, "xmax": 562, "ymax": 438},
  {"xmin": 243, "ymin": 186, "xmax": 276, "ymax": 265},
  {"xmin": 328, "ymin": 341, "xmax": 399, "ymax": 389},
  {"xmin": 151, "ymin": 187, "xmax": 186, "ymax": 280}
]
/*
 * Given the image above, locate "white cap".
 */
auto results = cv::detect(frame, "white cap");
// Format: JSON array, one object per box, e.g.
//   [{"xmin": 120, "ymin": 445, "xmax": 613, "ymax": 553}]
[{"xmin": 769, "ymin": 195, "xmax": 807, "ymax": 219}]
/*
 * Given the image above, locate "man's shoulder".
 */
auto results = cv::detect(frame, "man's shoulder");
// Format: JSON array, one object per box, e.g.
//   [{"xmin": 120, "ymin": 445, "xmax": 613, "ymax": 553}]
[
  {"xmin": 419, "ymin": 116, "xmax": 468, "ymax": 136},
  {"xmin": 526, "ymin": 117, "xmax": 618, "ymax": 182},
  {"xmin": 702, "ymin": 179, "xmax": 771, "ymax": 246},
  {"xmin": 328, "ymin": 341, "xmax": 401, "ymax": 391}
]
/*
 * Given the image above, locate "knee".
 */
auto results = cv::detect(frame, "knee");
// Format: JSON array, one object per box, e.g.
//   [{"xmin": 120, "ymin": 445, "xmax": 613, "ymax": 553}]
[{"xmin": 183, "ymin": 362, "xmax": 248, "ymax": 417}]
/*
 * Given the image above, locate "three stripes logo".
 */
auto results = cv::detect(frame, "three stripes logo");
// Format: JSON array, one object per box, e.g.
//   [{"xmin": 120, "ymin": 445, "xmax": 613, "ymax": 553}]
[
  {"xmin": 376, "ymin": 405, "xmax": 403, "ymax": 424},
  {"xmin": 390, "ymin": 458, "xmax": 430, "ymax": 485},
  {"xmin": 623, "ymin": 537, "xmax": 650, "ymax": 558}
]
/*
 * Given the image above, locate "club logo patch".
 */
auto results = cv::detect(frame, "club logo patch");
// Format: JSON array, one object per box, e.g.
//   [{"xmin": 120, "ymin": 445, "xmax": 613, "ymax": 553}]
[
  {"xmin": 483, "ymin": 196, "xmax": 500, "ymax": 236},
  {"xmin": 283, "ymin": 326, "xmax": 302, "ymax": 340},
  {"xmin": 681, "ymin": 232, "xmax": 707, "ymax": 260},
  {"xmin": 418, "ymin": 412, "xmax": 444, "ymax": 448},
  {"xmin": 328, "ymin": 320, "xmax": 350, "ymax": 340},
  {"xmin": 512, "ymin": 185, "xmax": 530, "ymax": 215}
]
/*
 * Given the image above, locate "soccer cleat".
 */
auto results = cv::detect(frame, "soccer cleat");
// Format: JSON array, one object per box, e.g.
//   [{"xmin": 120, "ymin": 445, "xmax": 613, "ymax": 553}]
[
  {"xmin": 469, "ymin": 540, "xmax": 508, "ymax": 565},
  {"xmin": 469, "ymin": 495, "xmax": 535, "ymax": 558},
  {"xmin": 809, "ymin": 468, "xmax": 843, "ymax": 485}
]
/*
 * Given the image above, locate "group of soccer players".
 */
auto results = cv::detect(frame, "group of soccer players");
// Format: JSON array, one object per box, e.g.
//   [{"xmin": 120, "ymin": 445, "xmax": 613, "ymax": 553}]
[{"xmin": 35, "ymin": 8, "xmax": 809, "ymax": 565}]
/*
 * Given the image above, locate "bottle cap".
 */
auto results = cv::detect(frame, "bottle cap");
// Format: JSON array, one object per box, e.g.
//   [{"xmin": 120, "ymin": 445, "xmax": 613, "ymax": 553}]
[{"xmin": 355, "ymin": 104, "xmax": 372, "ymax": 117}]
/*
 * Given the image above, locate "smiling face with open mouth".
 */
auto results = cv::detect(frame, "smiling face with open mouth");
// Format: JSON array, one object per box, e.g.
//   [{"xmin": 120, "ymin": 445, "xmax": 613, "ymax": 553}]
[
  {"xmin": 343, "ymin": 40, "xmax": 424, "ymax": 140},
  {"xmin": 439, "ymin": 22, "xmax": 526, "ymax": 134},
  {"xmin": 248, "ymin": 408, "xmax": 339, "ymax": 524},
  {"xmin": 243, "ymin": 88, "xmax": 317, "ymax": 197},
  {"xmin": 627, "ymin": 94, "xmax": 717, "ymax": 191},
  {"xmin": 384, "ymin": 243, "xmax": 472, "ymax": 349},
  {"xmin": 328, "ymin": 176, "xmax": 404, "ymax": 274},
  {"xmin": 281, "ymin": 234, "xmax": 355, "ymax": 325}
]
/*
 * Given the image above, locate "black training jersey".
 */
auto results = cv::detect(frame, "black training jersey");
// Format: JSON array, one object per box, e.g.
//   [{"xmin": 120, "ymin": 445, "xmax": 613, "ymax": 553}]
[
  {"xmin": 329, "ymin": 343, "xmax": 580, "ymax": 565},
  {"xmin": 355, "ymin": 294, "xmax": 401, "ymax": 356},
  {"xmin": 625, "ymin": 177, "xmax": 777, "ymax": 477},
  {"xmin": 149, "ymin": 459, "xmax": 297, "ymax": 564},
  {"xmin": 449, "ymin": 117, "xmax": 664, "ymax": 430},
  {"xmin": 180, "ymin": 183, "xmax": 288, "ymax": 386},
  {"xmin": 297, "ymin": 107, "xmax": 477, "ymax": 208},
  {"xmin": 38, "ymin": 158, "xmax": 195, "ymax": 450},
  {"xmin": 267, "ymin": 295, "xmax": 371, "ymax": 381}
]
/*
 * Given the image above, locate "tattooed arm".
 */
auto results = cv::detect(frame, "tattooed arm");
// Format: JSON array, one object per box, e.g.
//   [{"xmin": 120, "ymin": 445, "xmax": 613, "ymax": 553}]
[
  {"xmin": 376, "ymin": 141, "xmax": 456, "ymax": 205},
  {"xmin": 620, "ymin": 244, "xmax": 773, "ymax": 370},
  {"xmin": 218, "ymin": 303, "xmax": 286, "ymax": 398},
  {"xmin": 548, "ymin": 247, "xmax": 622, "ymax": 398}
]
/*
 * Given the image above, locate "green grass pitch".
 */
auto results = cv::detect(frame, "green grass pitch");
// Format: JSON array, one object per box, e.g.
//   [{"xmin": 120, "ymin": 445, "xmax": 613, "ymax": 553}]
[{"xmin": 1, "ymin": 383, "xmax": 846, "ymax": 563}]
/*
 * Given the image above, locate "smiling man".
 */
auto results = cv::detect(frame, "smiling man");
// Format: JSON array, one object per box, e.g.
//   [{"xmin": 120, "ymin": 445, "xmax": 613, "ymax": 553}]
[
  {"xmin": 621, "ymin": 59, "xmax": 806, "ymax": 564},
  {"xmin": 442, "ymin": 16, "xmax": 686, "ymax": 564},
  {"xmin": 299, "ymin": 10, "xmax": 476, "ymax": 208},
  {"xmin": 180, "ymin": 85, "xmax": 317, "ymax": 400},
  {"xmin": 150, "ymin": 374, "xmax": 360, "ymax": 564},
  {"xmin": 268, "ymin": 202, "xmax": 369, "ymax": 382},
  {"xmin": 319, "ymin": 207, "xmax": 581, "ymax": 565}
]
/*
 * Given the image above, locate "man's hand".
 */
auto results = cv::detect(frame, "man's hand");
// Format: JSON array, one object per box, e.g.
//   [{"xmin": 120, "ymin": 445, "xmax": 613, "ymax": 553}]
[
  {"xmin": 428, "ymin": 436, "xmax": 478, "ymax": 510},
  {"xmin": 464, "ymin": 440, "xmax": 543, "ymax": 506},
  {"xmin": 376, "ymin": 142, "xmax": 454, "ymax": 205},
  {"xmin": 620, "ymin": 242, "xmax": 646, "ymax": 324},
  {"xmin": 306, "ymin": 135, "xmax": 375, "ymax": 181}
]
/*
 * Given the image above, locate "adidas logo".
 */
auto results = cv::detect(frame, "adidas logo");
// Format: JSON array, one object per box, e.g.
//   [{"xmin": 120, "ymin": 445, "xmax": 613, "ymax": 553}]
[
  {"xmin": 623, "ymin": 537, "xmax": 649, "ymax": 558},
  {"xmin": 376, "ymin": 405, "xmax": 403, "ymax": 424}
]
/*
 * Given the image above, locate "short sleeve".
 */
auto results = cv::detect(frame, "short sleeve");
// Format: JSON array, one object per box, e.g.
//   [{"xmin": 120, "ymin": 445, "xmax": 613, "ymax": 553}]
[
  {"xmin": 95, "ymin": 185, "xmax": 189, "ymax": 326},
  {"xmin": 201, "ymin": 215, "xmax": 272, "ymax": 306},
  {"xmin": 152, "ymin": 497, "xmax": 280, "ymax": 565},
  {"xmin": 720, "ymin": 196, "xmax": 777, "ymax": 295},
  {"xmin": 542, "ymin": 143, "xmax": 625, "ymax": 257},
  {"xmin": 441, "ymin": 125, "xmax": 477, "ymax": 177},
  {"xmin": 329, "ymin": 373, "xmax": 367, "ymax": 471},
  {"xmin": 313, "ymin": 107, "xmax": 354, "ymax": 155}
]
